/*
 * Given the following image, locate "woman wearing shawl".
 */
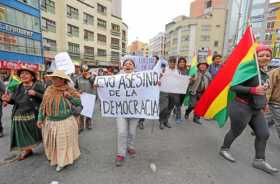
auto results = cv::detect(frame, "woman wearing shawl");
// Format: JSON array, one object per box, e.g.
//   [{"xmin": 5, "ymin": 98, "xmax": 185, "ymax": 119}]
[{"xmin": 37, "ymin": 70, "xmax": 81, "ymax": 172}]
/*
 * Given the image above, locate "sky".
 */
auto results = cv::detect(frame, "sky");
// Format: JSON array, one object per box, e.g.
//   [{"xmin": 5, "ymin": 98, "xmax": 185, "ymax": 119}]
[
  {"xmin": 122, "ymin": 0, "xmax": 193, "ymax": 44},
  {"xmin": 123, "ymin": 0, "xmax": 280, "ymax": 45}
]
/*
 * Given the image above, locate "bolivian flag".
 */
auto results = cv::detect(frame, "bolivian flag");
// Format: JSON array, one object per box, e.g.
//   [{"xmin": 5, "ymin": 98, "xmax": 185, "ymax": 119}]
[
  {"xmin": 188, "ymin": 54, "xmax": 198, "ymax": 76},
  {"xmin": 7, "ymin": 75, "xmax": 21, "ymax": 93},
  {"xmin": 194, "ymin": 26, "xmax": 258, "ymax": 128}
]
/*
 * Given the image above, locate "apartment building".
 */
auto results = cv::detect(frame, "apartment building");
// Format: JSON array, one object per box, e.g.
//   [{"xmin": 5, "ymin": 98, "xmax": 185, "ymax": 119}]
[
  {"xmin": 223, "ymin": 0, "xmax": 269, "ymax": 56},
  {"xmin": 41, "ymin": 0, "xmax": 128, "ymax": 68},
  {"xmin": 0, "ymin": 0, "xmax": 43, "ymax": 71},
  {"xmin": 127, "ymin": 40, "xmax": 149, "ymax": 57},
  {"xmin": 265, "ymin": 2, "xmax": 280, "ymax": 58},
  {"xmin": 149, "ymin": 32, "xmax": 166, "ymax": 57},
  {"xmin": 165, "ymin": 8, "xmax": 227, "ymax": 59},
  {"xmin": 190, "ymin": 0, "xmax": 226, "ymax": 17}
]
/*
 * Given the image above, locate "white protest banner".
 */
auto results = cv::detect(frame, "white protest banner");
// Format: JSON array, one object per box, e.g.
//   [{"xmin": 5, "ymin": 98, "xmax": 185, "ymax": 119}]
[
  {"xmin": 81, "ymin": 93, "xmax": 96, "ymax": 118},
  {"xmin": 54, "ymin": 52, "xmax": 75, "ymax": 74},
  {"xmin": 160, "ymin": 70, "xmax": 190, "ymax": 94},
  {"xmin": 121, "ymin": 56, "xmax": 156, "ymax": 72},
  {"xmin": 95, "ymin": 70, "xmax": 160, "ymax": 119}
]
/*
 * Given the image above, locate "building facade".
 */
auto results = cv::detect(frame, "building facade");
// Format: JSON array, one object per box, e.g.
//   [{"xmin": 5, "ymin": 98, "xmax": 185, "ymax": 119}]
[
  {"xmin": 0, "ymin": 0, "xmax": 43, "ymax": 71},
  {"xmin": 41, "ymin": 0, "xmax": 128, "ymax": 68},
  {"xmin": 127, "ymin": 40, "xmax": 149, "ymax": 57},
  {"xmin": 190, "ymin": 0, "xmax": 226, "ymax": 17},
  {"xmin": 165, "ymin": 8, "xmax": 227, "ymax": 60},
  {"xmin": 223, "ymin": 0, "xmax": 269, "ymax": 56},
  {"xmin": 265, "ymin": 2, "xmax": 280, "ymax": 58},
  {"xmin": 149, "ymin": 32, "xmax": 166, "ymax": 57}
]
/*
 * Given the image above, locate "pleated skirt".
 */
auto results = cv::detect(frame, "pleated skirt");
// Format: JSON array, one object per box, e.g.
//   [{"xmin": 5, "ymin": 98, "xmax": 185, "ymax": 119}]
[
  {"xmin": 42, "ymin": 116, "xmax": 80, "ymax": 167},
  {"xmin": 11, "ymin": 112, "xmax": 42, "ymax": 151}
]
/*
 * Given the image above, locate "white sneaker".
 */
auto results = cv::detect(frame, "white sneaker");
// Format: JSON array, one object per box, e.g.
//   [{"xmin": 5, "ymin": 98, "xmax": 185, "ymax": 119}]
[{"xmin": 56, "ymin": 166, "xmax": 64, "ymax": 172}]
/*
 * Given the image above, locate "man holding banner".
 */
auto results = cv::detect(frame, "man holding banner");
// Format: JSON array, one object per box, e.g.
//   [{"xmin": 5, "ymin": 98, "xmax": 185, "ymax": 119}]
[
  {"xmin": 95, "ymin": 58, "xmax": 160, "ymax": 167},
  {"xmin": 159, "ymin": 57, "xmax": 190, "ymax": 129}
]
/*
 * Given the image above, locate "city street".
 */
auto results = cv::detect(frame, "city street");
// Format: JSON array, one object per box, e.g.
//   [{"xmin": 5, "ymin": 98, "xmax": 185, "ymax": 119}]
[{"xmin": 0, "ymin": 106, "xmax": 280, "ymax": 184}]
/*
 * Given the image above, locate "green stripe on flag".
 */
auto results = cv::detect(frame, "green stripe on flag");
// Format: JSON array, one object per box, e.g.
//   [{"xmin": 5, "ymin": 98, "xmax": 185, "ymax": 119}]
[
  {"xmin": 231, "ymin": 59, "xmax": 258, "ymax": 86},
  {"xmin": 7, "ymin": 75, "xmax": 21, "ymax": 93}
]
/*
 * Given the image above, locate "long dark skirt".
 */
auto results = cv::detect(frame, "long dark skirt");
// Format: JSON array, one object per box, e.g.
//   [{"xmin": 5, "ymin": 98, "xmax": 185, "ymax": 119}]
[{"xmin": 10, "ymin": 112, "xmax": 42, "ymax": 151}]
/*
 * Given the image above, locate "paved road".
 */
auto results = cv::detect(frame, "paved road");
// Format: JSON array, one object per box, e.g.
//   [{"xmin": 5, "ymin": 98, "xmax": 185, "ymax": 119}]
[{"xmin": 0, "ymin": 106, "xmax": 280, "ymax": 184}]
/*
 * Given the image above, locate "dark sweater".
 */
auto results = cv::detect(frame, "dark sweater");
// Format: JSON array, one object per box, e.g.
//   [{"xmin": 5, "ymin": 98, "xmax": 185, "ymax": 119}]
[
  {"xmin": 231, "ymin": 71, "xmax": 269, "ymax": 110},
  {"xmin": 9, "ymin": 81, "xmax": 45, "ymax": 117}
]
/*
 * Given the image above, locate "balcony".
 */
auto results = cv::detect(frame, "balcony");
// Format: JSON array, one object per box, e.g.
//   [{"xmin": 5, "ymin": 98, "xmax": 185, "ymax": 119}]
[
  {"xmin": 122, "ymin": 49, "xmax": 127, "ymax": 54},
  {"xmin": 111, "ymin": 44, "xmax": 120, "ymax": 50},
  {"xmin": 95, "ymin": 56, "xmax": 107, "ymax": 62},
  {"xmin": 111, "ymin": 30, "xmax": 121, "ymax": 37},
  {"xmin": 84, "ymin": 54, "xmax": 95, "ymax": 60},
  {"xmin": 68, "ymin": 51, "xmax": 81, "ymax": 59}
]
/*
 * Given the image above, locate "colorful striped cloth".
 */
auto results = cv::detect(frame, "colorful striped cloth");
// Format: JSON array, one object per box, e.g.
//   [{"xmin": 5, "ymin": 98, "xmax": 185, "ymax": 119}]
[{"xmin": 194, "ymin": 26, "xmax": 258, "ymax": 128}]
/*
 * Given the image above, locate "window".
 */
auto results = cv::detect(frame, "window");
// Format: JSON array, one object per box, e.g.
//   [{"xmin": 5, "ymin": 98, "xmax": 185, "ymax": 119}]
[
  {"xmin": 201, "ymin": 35, "xmax": 210, "ymax": 41},
  {"xmin": 67, "ymin": 5, "xmax": 79, "ymax": 19},
  {"xmin": 201, "ymin": 25, "xmax": 211, "ymax": 32},
  {"xmin": 18, "ymin": 0, "xmax": 39, "ymax": 8},
  {"xmin": 122, "ymin": 30, "xmax": 126, "ymax": 41},
  {"xmin": 97, "ymin": 48, "xmax": 106, "ymax": 56},
  {"xmin": 84, "ymin": 30, "xmax": 94, "ymax": 41},
  {"xmin": 0, "ymin": 32, "xmax": 42, "ymax": 56},
  {"xmin": 42, "ymin": 17, "xmax": 56, "ymax": 32},
  {"xmin": 251, "ymin": 8, "xmax": 264, "ymax": 17},
  {"xmin": 0, "ymin": 5, "xmax": 40, "ymax": 32},
  {"xmin": 84, "ymin": 46, "xmax": 94, "ymax": 58},
  {"xmin": 97, "ymin": 34, "xmax": 106, "ymax": 43},
  {"xmin": 265, "ymin": 33, "xmax": 272, "ymax": 41},
  {"xmin": 0, "ymin": 6, "xmax": 6, "ymax": 21},
  {"xmin": 83, "ymin": 13, "xmax": 94, "ymax": 25},
  {"xmin": 214, "ymin": 41, "xmax": 219, "ymax": 47},
  {"xmin": 122, "ymin": 42, "xmax": 126, "ymax": 49},
  {"xmin": 67, "ymin": 24, "xmax": 79, "ymax": 37},
  {"xmin": 111, "ymin": 38, "xmax": 120, "ymax": 49},
  {"xmin": 68, "ymin": 42, "xmax": 80, "ymax": 54},
  {"xmin": 111, "ymin": 51, "xmax": 119, "ymax": 62},
  {"xmin": 206, "ymin": 0, "xmax": 212, "ymax": 8},
  {"xmin": 43, "ymin": 38, "xmax": 57, "ymax": 51},
  {"xmin": 97, "ymin": 18, "xmax": 107, "ymax": 28},
  {"xmin": 267, "ymin": 22, "xmax": 275, "ymax": 29},
  {"xmin": 111, "ymin": 23, "xmax": 120, "ymax": 32},
  {"xmin": 97, "ymin": 4, "xmax": 107, "ymax": 15},
  {"xmin": 41, "ymin": 0, "xmax": 55, "ymax": 14}
]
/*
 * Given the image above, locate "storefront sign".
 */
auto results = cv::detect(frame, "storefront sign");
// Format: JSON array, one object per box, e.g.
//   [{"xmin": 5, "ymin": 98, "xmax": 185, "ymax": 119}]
[
  {"xmin": 0, "ymin": 22, "xmax": 33, "ymax": 38},
  {"xmin": 0, "ymin": 60, "xmax": 39, "ymax": 71}
]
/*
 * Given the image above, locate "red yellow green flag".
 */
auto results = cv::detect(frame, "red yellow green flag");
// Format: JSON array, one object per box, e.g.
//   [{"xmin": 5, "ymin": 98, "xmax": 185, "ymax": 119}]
[
  {"xmin": 188, "ymin": 54, "xmax": 198, "ymax": 76},
  {"xmin": 7, "ymin": 75, "xmax": 21, "ymax": 93},
  {"xmin": 194, "ymin": 26, "xmax": 258, "ymax": 127}
]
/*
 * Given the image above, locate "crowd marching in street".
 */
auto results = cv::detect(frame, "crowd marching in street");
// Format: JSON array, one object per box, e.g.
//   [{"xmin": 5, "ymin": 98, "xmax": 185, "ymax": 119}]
[{"xmin": 0, "ymin": 28, "xmax": 279, "ymax": 177}]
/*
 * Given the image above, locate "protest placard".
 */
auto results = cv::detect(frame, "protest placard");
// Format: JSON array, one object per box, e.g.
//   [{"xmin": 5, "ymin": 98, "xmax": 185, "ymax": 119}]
[
  {"xmin": 54, "ymin": 52, "xmax": 75, "ymax": 74},
  {"xmin": 95, "ymin": 70, "xmax": 160, "ymax": 119},
  {"xmin": 81, "ymin": 93, "xmax": 96, "ymax": 118},
  {"xmin": 160, "ymin": 70, "xmax": 190, "ymax": 94},
  {"xmin": 121, "ymin": 56, "xmax": 156, "ymax": 72}
]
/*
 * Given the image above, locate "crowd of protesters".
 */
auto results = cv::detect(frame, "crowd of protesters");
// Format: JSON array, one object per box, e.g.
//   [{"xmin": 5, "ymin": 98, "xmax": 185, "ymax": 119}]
[{"xmin": 0, "ymin": 44, "xmax": 279, "ymax": 175}]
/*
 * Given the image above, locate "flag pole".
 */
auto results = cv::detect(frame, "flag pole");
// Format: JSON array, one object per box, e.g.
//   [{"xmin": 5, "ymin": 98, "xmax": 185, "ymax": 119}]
[{"xmin": 248, "ymin": 24, "xmax": 262, "ymax": 85}]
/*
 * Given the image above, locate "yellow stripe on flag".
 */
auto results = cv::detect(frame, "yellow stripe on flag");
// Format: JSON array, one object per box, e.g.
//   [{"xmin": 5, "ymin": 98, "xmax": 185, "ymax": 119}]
[
  {"xmin": 239, "ymin": 43, "xmax": 258, "ymax": 65},
  {"xmin": 204, "ymin": 84, "xmax": 230, "ymax": 119}
]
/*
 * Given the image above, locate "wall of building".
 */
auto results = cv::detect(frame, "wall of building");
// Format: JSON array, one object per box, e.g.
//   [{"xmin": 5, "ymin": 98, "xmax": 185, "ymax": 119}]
[
  {"xmin": 0, "ymin": 0, "xmax": 44, "ymax": 68},
  {"xmin": 165, "ymin": 8, "xmax": 226, "ymax": 59},
  {"xmin": 265, "ymin": 2, "xmax": 280, "ymax": 57},
  {"xmin": 42, "ymin": 0, "xmax": 128, "ymax": 67},
  {"xmin": 149, "ymin": 32, "xmax": 166, "ymax": 57}
]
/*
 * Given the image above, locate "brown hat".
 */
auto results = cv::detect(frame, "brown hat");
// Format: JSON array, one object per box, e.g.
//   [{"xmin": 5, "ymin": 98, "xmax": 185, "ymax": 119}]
[
  {"xmin": 17, "ymin": 66, "xmax": 38, "ymax": 81},
  {"xmin": 197, "ymin": 61, "xmax": 209, "ymax": 68},
  {"xmin": 46, "ymin": 70, "xmax": 71, "ymax": 81}
]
